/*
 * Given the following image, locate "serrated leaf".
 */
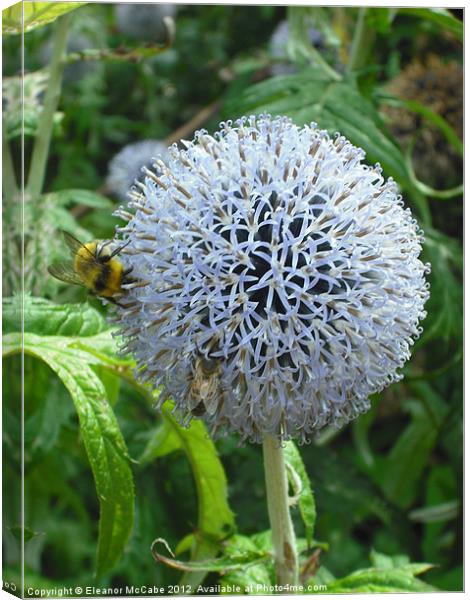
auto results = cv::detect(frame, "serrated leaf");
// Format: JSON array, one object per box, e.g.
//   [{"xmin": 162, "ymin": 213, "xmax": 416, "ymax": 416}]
[
  {"xmin": 3, "ymin": 296, "xmax": 108, "ymax": 336},
  {"xmin": 399, "ymin": 8, "xmax": 463, "ymax": 42},
  {"xmin": 226, "ymin": 70, "xmax": 412, "ymax": 191},
  {"xmin": 3, "ymin": 2, "xmax": 86, "ymax": 35},
  {"xmin": 4, "ymin": 331, "xmax": 135, "ymax": 577},
  {"xmin": 284, "ymin": 441, "xmax": 316, "ymax": 547}
]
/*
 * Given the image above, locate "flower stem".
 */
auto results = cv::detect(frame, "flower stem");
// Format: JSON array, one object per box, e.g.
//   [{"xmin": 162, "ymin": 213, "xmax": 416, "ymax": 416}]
[
  {"xmin": 26, "ymin": 13, "xmax": 70, "ymax": 200},
  {"xmin": 262, "ymin": 435, "xmax": 299, "ymax": 588}
]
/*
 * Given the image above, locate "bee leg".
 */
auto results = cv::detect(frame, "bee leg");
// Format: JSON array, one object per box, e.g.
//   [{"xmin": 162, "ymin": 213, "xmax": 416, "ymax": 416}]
[
  {"xmin": 107, "ymin": 239, "xmax": 131, "ymax": 259},
  {"xmin": 123, "ymin": 267, "xmax": 133, "ymax": 277},
  {"xmin": 97, "ymin": 239, "xmax": 114, "ymax": 259},
  {"xmin": 112, "ymin": 298, "xmax": 130, "ymax": 309}
]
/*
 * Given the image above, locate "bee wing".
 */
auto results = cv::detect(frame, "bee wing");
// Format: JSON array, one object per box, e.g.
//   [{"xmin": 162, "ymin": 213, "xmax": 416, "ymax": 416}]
[
  {"xmin": 204, "ymin": 387, "xmax": 221, "ymax": 416},
  {"xmin": 48, "ymin": 262, "xmax": 85, "ymax": 287},
  {"xmin": 62, "ymin": 230, "xmax": 96, "ymax": 261}
]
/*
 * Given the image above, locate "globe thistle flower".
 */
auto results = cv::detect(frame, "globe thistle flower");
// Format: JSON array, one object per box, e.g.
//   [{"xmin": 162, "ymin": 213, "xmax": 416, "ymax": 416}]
[
  {"xmin": 106, "ymin": 140, "xmax": 170, "ymax": 202},
  {"xmin": 113, "ymin": 115, "xmax": 430, "ymax": 443}
]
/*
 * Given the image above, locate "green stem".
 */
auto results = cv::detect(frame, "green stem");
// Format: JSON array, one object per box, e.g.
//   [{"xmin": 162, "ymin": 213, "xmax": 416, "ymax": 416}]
[
  {"xmin": 263, "ymin": 435, "xmax": 299, "ymax": 588},
  {"xmin": 26, "ymin": 13, "xmax": 70, "ymax": 199},
  {"xmin": 2, "ymin": 129, "xmax": 19, "ymax": 199},
  {"xmin": 347, "ymin": 7, "xmax": 376, "ymax": 73}
]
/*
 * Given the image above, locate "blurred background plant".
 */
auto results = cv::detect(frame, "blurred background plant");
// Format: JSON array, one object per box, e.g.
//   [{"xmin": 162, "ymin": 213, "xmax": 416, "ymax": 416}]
[{"xmin": 2, "ymin": 3, "xmax": 463, "ymax": 595}]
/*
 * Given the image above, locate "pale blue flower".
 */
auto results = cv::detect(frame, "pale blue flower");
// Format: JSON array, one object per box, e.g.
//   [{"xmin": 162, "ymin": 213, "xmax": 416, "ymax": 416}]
[{"xmin": 113, "ymin": 115, "xmax": 430, "ymax": 442}]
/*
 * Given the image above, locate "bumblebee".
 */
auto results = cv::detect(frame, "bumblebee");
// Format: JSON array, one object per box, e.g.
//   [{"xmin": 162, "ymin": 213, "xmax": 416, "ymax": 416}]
[
  {"xmin": 189, "ymin": 355, "xmax": 223, "ymax": 417},
  {"xmin": 48, "ymin": 230, "xmax": 132, "ymax": 303}
]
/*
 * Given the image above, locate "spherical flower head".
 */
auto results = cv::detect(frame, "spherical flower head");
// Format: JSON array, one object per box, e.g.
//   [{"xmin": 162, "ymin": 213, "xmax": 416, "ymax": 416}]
[
  {"xmin": 106, "ymin": 139, "xmax": 170, "ymax": 202},
  {"xmin": 113, "ymin": 115, "xmax": 430, "ymax": 443}
]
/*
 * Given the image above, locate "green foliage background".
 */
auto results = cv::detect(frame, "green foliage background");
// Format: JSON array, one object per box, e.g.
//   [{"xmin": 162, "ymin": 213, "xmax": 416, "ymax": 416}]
[{"xmin": 2, "ymin": 3, "xmax": 463, "ymax": 595}]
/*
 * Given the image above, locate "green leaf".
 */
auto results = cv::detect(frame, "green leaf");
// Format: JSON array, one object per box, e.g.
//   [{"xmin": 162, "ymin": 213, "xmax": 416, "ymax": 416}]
[
  {"xmin": 3, "ymin": 2, "xmax": 86, "ymax": 35},
  {"xmin": 428, "ymin": 565, "xmax": 463, "ymax": 592},
  {"xmin": 4, "ymin": 331, "xmax": 135, "ymax": 577},
  {"xmin": 226, "ymin": 70, "xmax": 411, "ymax": 191},
  {"xmin": 139, "ymin": 420, "xmax": 183, "ymax": 464},
  {"xmin": 306, "ymin": 446, "xmax": 393, "ymax": 525},
  {"xmin": 365, "ymin": 8, "xmax": 396, "ymax": 34},
  {"xmin": 369, "ymin": 549, "xmax": 411, "ymax": 569},
  {"xmin": 156, "ymin": 404, "xmax": 235, "ymax": 587},
  {"xmin": 9, "ymin": 525, "xmax": 41, "ymax": 543},
  {"xmin": 219, "ymin": 531, "xmax": 318, "ymax": 592},
  {"xmin": 351, "ymin": 399, "xmax": 378, "ymax": 469},
  {"xmin": 151, "ymin": 537, "xmax": 270, "ymax": 573},
  {"xmin": 45, "ymin": 189, "xmax": 113, "ymax": 210},
  {"xmin": 160, "ymin": 405, "xmax": 235, "ymax": 541},
  {"xmin": 422, "ymin": 466, "xmax": 460, "ymax": 566},
  {"xmin": 408, "ymin": 500, "xmax": 460, "ymax": 524},
  {"xmin": 24, "ymin": 373, "xmax": 75, "ymax": 463},
  {"xmin": 284, "ymin": 441, "xmax": 316, "ymax": 547},
  {"xmin": 318, "ymin": 564, "xmax": 435, "ymax": 593},
  {"xmin": 398, "ymin": 8, "xmax": 463, "ymax": 42},
  {"xmin": 3, "ymin": 296, "xmax": 108, "ymax": 336},
  {"xmin": 377, "ymin": 382, "xmax": 449, "ymax": 508},
  {"xmin": 419, "ymin": 228, "xmax": 462, "ymax": 346},
  {"xmin": 220, "ymin": 533, "xmax": 274, "ymax": 590}
]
